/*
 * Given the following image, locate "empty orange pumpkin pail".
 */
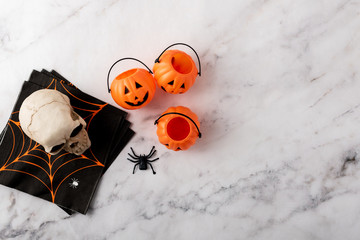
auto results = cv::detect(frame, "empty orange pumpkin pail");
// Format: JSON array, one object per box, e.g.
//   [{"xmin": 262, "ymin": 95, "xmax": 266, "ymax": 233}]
[
  {"xmin": 153, "ymin": 43, "xmax": 201, "ymax": 94},
  {"xmin": 154, "ymin": 106, "xmax": 201, "ymax": 151},
  {"xmin": 107, "ymin": 58, "xmax": 156, "ymax": 110}
]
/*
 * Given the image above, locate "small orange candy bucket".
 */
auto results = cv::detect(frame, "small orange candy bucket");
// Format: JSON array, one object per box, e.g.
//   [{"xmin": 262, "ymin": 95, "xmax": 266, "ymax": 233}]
[
  {"xmin": 154, "ymin": 106, "xmax": 201, "ymax": 151},
  {"xmin": 153, "ymin": 43, "xmax": 201, "ymax": 94}
]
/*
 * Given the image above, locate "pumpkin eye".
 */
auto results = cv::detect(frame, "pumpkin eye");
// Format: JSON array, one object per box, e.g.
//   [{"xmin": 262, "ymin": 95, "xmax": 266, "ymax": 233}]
[
  {"xmin": 124, "ymin": 86, "xmax": 129, "ymax": 94},
  {"xmin": 180, "ymin": 83, "xmax": 185, "ymax": 89},
  {"xmin": 168, "ymin": 80, "xmax": 174, "ymax": 85},
  {"xmin": 135, "ymin": 82, "xmax": 142, "ymax": 89}
]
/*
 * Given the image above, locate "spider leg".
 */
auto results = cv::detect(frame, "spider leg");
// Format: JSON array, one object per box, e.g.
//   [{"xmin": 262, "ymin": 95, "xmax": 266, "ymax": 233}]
[
  {"xmin": 133, "ymin": 163, "xmax": 139, "ymax": 174},
  {"xmin": 148, "ymin": 157, "xmax": 159, "ymax": 163},
  {"xmin": 148, "ymin": 146, "xmax": 155, "ymax": 155},
  {"xmin": 148, "ymin": 163, "xmax": 156, "ymax": 175},
  {"xmin": 127, "ymin": 158, "xmax": 139, "ymax": 163},
  {"xmin": 128, "ymin": 153, "xmax": 138, "ymax": 159},
  {"xmin": 147, "ymin": 146, "xmax": 157, "ymax": 158},
  {"xmin": 130, "ymin": 147, "xmax": 139, "ymax": 158},
  {"xmin": 148, "ymin": 150, "xmax": 157, "ymax": 159}
]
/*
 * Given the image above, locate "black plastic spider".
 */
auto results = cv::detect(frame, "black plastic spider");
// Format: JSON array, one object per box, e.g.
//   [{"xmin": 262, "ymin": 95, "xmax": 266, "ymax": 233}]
[{"xmin": 127, "ymin": 146, "xmax": 159, "ymax": 174}]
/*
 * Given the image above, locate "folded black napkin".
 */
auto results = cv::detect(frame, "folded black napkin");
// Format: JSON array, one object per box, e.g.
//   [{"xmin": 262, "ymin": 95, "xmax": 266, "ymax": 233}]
[{"xmin": 0, "ymin": 70, "xmax": 134, "ymax": 214}]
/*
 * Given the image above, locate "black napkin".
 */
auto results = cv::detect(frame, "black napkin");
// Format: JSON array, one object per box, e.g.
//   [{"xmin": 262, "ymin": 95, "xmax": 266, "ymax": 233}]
[
  {"xmin": 0, "ymin": 70, "xmax": 134, "ymax": 214},
  {"xmin": 37, "ymin": 70, "xmax": 135, "ymax": 173}
]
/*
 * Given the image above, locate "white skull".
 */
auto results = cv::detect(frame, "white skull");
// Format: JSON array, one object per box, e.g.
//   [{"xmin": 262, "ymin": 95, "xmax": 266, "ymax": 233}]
[{"xmin": 19, "ymin": 89, "xmax": 91, "ymax": 155}]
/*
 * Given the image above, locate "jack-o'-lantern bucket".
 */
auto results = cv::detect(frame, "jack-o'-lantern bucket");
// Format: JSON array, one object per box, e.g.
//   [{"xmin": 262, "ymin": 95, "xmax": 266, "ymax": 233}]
[
  {"xmin": 107, "ymin": 58, "xmax": 156, "ymax": 110},
  {"xmin": 153, "ymin": 43, "xmax": 201, "ymax": 94},
  {"xmin": 154, "ymin": 106, "xmax": 201, "ymax": 151}
]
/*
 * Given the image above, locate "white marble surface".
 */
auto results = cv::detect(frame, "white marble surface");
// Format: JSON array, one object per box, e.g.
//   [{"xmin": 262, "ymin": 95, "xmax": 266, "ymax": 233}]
[{"xmin": 1, "ymin": 0, "xmax": 360, "ymax": 239}]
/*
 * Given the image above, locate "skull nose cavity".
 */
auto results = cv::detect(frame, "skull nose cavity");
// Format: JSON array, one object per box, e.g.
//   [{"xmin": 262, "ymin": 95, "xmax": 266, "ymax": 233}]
[{"xmin": 70, "ymin": 142, "xmax": 79, "ymax": 148}]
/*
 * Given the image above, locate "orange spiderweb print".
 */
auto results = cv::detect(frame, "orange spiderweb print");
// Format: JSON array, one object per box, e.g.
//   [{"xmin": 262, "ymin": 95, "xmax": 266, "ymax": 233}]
[
  {"xmin": 0, "ymin": 112, "xmax": 104, "ymax": 203},
  {"xmin": 0, "ymin": 71, "xmax": 133, "ymax": 214},
  {"xmin": 0, "ymin": 77, "xmax": 113, "ymax": 210}
]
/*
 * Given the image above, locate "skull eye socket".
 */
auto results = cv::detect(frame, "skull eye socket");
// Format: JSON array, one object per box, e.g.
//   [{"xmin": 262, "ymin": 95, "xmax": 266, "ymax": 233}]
[
  {"xmin": 50, "ymin": 143, "xmax": 65, "ymax": 154},
  {"xmin": 135, "ymin": 82, "xmax": 142, "ymax": 89},
  {"xmin": 124, "ymin": 86, "xmax": 129, "ymax": 94},
  {"xmin": 70, "ymin": 124, "xmax": 83, "ymax": 138}
]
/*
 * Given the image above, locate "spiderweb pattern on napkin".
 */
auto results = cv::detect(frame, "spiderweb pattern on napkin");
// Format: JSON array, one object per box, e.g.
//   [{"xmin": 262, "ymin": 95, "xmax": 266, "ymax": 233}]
[{"xmin": 0, "ymin": 70, "xmax": 134, "ymax": 214}]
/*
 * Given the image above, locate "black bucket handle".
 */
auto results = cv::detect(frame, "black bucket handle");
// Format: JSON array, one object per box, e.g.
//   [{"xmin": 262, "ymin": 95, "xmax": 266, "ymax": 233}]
[
  {"xmin": 107, "ymin": 57, "xmax": 152, "ymax": 93},
  {"xmin": 154, "ymin": 43, "xmax": 201, "ymax": 76},
  {"xmin": 154, "ymin": 112, "xmax": 202, "ymax": 138}
]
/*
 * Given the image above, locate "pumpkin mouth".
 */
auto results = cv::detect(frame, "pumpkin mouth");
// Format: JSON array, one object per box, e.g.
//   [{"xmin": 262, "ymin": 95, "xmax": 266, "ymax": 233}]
[
  {"xmin": 125, "ymin": 92, "xmax": 149, "ymax": 106},
  {"xmin": 167, "ymin": 117, "xmax": 190, "ymax": 141},
  {"xmin": 171, "ymin": 53, "xmax": 192, "ymax": 74}
]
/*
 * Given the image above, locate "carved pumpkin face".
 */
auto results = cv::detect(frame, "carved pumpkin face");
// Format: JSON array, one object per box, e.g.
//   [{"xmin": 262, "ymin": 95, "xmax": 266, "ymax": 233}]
[
  {"xmin": 110, "ymin": 68, "xmax": 156, "ymax": 110},
  {"xmin": 155, "ymin": 106, "xmax": 201, "ymax": 151},
  {"xmin": 153, "ymin": 50, "xmax": 198, "ymax": 94}
]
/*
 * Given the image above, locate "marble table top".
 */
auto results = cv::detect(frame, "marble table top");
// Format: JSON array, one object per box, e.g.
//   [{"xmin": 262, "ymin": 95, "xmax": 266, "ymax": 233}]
[{"xmin": 1, "ymin": 0, "xmax": 360, "ymax": 239}]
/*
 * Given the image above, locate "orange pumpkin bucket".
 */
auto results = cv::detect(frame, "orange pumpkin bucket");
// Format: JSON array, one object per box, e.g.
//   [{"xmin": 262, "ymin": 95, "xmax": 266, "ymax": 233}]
[
  {"xmin": 154, "ymin": 106, "xmax": 202, "ymax": 151},
  {"xmin": 107, "ymin": 58, "xmax": 156, "ymax": 110},
  {"xmin": 153, "ymin": 43, "xmax": 201, "ymax": 94}
]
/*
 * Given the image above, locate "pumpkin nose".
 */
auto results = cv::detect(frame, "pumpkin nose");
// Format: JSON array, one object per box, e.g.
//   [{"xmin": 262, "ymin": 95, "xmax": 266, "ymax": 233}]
[{"xmin": 135, "ymin": 96, "xmax": 138, "ymax": 100}]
